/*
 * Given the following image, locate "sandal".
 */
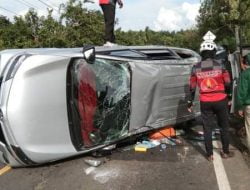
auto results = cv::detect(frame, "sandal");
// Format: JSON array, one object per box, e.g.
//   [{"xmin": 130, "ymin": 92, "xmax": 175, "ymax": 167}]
[
  {"xmin": 207, "ymin": 155, "xmax": 214, "ymax": 161},
  {"xmin": 220, "ymin": 151, "xmax": 234, "ymax": 159}
]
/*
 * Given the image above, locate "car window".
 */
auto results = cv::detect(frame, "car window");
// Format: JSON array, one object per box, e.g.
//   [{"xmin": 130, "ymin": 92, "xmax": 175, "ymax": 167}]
[
  {"xmin": 98, "ymin": 49, "xmax": 179, "ymax": 60},
  {"xmin": 98, "ymin": 50, "xmax": 146, "ymax": 58},
  {"xmin": 68, "ymin": 58, "xmax": 131, "ymax": 149},
  {"xmin": 137, "ymin": 49, "xmax": 179, "ymax": 59},
  {"xmin": 174, "ymin": 51, "xmax": 193, "ymax": 59},
  {"xmin": 109, "ymin": 50, "xmax": 146, "ymax": 58}
]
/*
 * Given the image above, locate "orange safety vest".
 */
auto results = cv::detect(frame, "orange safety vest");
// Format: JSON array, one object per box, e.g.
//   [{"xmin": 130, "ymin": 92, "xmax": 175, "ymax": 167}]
[{"xmin": 99, "ymin": 0, "xmax": 115, "ymax": 5}]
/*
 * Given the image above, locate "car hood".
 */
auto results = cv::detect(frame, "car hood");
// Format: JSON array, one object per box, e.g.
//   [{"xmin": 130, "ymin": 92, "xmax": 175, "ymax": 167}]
[{"xmin": 3, "ymin": 55, "xmax": 77, "ymax": 162}]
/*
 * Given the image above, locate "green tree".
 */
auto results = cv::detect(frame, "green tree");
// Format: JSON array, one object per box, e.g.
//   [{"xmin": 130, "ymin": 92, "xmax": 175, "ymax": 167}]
[
  {"xmin": 176, "ymin": 29, "xmax": 200, "ymax": 50},
  {"xmin": 38, "ymin": 10, "xmax": 67, "ymax": 47},
  {"xmin": 1, "ymin": 9, "xmax": 43, "ymax": 48},
  {"xmin": 0, "ymin": 0, "xmax": 202, "ymax": 52},
  {"xmin": 197, "ymin": 0, "xmax": 250, "ymax": 51},
  {"xmin": 60, "ymin": 0, "xmax": 104, "ymax": 46},
  {"xmin": 0, "ymin": 15, "xmax": 12, "ymax": 49}
]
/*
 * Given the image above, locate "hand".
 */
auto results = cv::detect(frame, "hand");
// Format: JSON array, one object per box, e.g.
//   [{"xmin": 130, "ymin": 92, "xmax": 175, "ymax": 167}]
[
  {"xmin": 117, "ymin": 0, "xmax": 123, "ymax": 8},
  {"xmin": 238, "ymin": 110, "xmax": 244, "ymax": 117},
  {"xmin": 188, "ymin": 106, "xmax": 193, "ymax": 113},
  {"xmin": 228, "ymin": 100, "xmax": 232, "ymax": 106},
  {"xmin": 187, "ymin": 100, "xmax": 193, "ymax": 113},
  {"xmin": 187, "ymin": 106, "xmax": 193, "ymax": 113}
]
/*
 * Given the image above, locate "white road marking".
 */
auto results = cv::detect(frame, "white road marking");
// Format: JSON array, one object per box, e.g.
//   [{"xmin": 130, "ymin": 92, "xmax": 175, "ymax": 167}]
[{"xmin": 213, "ymin": 141, "xmax": 231, "ymax": 190}]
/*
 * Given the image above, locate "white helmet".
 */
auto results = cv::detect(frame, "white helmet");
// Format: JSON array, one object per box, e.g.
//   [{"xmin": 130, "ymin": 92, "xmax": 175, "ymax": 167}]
[{"xmin": 200, "ymin": 41, "xmax": 217, "ymax": 52}]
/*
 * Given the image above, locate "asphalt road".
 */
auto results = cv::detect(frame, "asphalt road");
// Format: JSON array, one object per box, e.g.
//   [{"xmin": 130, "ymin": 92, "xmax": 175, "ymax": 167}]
[{"xmin": 0, "ymin": 123, "xmax": 250, "ymax": 190}]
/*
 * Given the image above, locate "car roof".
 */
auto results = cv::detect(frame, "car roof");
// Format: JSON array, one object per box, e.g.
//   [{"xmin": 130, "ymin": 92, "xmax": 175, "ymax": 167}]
[
  {"xmin": 1, "ymin": 45, "xmax": 170, "ymax": 53},
  {"xmin": 0, "ymin": 45, "xmax": 179, "ymax": 58},
  {"xmin": 0, "ymin": 45, "xmax": 203, "ymax": 66}
]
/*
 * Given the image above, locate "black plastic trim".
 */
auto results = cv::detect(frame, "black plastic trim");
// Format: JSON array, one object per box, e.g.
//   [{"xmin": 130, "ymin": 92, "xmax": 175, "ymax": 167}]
[
  {"xmin": 66, "ymin": 58, "xmax": 84, "ymax": 151},
  {"xmin": 11, "ymin": 145, "xmax": 37, "ymax": 165},
  {"xmin": 0, "ymin": 126, "xmax": 7, "ymax": 145},
  {"xmin": 5, "ymin": 54, "xmax": 32, "ymax": 81}
]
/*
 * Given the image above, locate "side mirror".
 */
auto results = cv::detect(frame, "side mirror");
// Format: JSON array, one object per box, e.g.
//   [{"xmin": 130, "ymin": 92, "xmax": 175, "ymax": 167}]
[{"xmin": 82, "ymin": 45, "xmax": 96, "ymax": 64}]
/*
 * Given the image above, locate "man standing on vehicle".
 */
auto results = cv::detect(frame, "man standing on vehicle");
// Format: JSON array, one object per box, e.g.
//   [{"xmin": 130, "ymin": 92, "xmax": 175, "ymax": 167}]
[
  {"xmin": 99, "ymin": 0, "xmax": 123, "ymax": 46},
  {"xmin": 236, "ymin": 53, "xmax": 250, "ymax": 150},
  {"xmin": 84, "ymin": 0, "xmax": 123, "ymax": 46},
  {"xmin": 187, "ymin": 31, "xmax": 234, "ymax": 161}
]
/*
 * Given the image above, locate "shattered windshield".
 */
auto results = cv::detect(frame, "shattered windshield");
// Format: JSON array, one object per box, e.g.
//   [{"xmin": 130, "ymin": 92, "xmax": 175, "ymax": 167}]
[{"xmin": 68, "ymin": 58, "xmax": 131, "ymax": 149}]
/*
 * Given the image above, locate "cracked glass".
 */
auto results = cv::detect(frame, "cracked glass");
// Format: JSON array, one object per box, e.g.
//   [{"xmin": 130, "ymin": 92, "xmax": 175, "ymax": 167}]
[{"xmin": 71, "ymin": 58, "xmax": 131, "ymax": 148}]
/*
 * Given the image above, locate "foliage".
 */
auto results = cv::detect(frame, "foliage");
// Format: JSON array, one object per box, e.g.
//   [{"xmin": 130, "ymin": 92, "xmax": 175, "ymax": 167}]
[
  {"xmin": 0, "ymin": 0, "xmax": 201, "ymax": 52},
  {"xmin": 0, "ymin": 15, "xmax": 12, "ymax": 49},
  {"xmin": 197, "ymin": 0, "xmax": 250, "ymax": 51},
  {"xmin": 2, "ymin": 0, "xmax": 249, "ymax": 53},
  {"xmin": 60, "ymin": 0, "xmax": 104, "ymax": 46}
]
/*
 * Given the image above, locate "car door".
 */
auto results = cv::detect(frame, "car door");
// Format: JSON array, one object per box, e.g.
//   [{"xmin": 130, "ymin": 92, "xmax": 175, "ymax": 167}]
[{"xmin": 228, "ymin": 52, "xmax": 241, "ymax": 113}]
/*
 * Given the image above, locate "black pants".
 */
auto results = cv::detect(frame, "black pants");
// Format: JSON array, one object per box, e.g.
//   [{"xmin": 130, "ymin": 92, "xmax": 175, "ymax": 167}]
[
  {"xmin": 200, "ymin": 98, "xmax": 230, "ymax": 156},
  {"xmin": 100, "ymin": 3, "xmax": 116, "ymax": 43}
]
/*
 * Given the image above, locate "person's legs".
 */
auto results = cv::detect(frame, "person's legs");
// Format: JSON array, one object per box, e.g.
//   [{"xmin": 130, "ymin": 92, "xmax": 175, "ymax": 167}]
[
  {"xmin": 201, "ymin": 101, "xmax": 214, "ymax": 157},
  {"xmin": 100, "ymin": 4, "xmax": 116, "ymax": 43},
  {"xmin": 214, "ymin": 98, "xmax": 230, "ymax": 154},
  {"xmin": 244, "ymin": 105, "xmax": 250, "ymax": 149}
]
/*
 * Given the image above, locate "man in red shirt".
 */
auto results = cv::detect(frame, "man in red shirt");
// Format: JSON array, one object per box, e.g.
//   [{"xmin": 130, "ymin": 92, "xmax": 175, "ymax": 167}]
[
  {"xmin": 187, "ymin": 32, "xmax": 234, "ymax": 161},
  {"xmin": 99, "ymin": 0, "xmax": 123, "ymax": 46}
]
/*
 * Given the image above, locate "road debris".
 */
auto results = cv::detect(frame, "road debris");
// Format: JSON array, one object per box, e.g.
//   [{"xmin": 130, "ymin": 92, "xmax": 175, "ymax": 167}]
[
  {"xmin": 176, "ymin": 129, "xmax": 185, "ymax": 136},
  {"xmin": 84, "ymin": 159, "xmax": 103, "ymax": 167},
  {"xmin": 134, "ymin": 146, "xmax": 147, "ymax": 152},
  {"xmin": 0, "ymin": 165, "xmax": 11, "ymax": 176},
  {"xmin": 149, "ymin": 127, "xmax": 176, "ymax": 139}
]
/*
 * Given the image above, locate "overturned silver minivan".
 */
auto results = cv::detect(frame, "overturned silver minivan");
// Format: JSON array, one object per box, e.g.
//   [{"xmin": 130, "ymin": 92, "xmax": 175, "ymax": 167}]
[{"xmin": 0, "ymin": 46, "xmax": 201, "ymax": 167}]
